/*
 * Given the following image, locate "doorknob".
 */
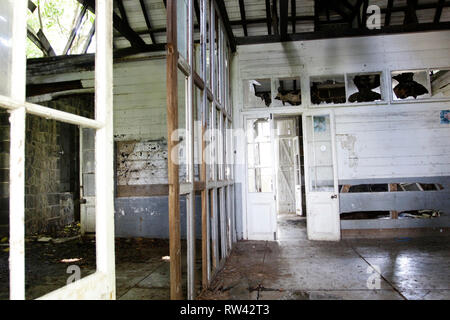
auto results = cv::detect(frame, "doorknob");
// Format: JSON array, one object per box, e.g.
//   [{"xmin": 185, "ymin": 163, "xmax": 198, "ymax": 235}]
[{"xmin": 331, "ymin": 194, "xmax": 338, "ymax": 199}]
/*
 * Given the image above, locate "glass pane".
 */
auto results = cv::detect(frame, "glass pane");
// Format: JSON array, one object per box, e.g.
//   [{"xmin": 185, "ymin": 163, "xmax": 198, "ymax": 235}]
[
  {"xmin": 0, "ymin": 0, "xmax": 14, "ymax": 97},
  {"xmin": 307, "ymin": 115, "xmax": 334, "ymax": 192},
  {"xmin": 430, "ymin": 69, "xmax": 450, "ymax": 98},
  {"xmin": 248, "ymin": 168, "xmax": 272, "ymax": 193},
  {"xmin": 177, "ymin": 0, "xmax": 188, "ymax": 60},
  {"xmin": 244, "ymin": 79, "xmax": 272, "ymax": 108},
  {"xmin": 273, "ymin": 77, "xmax": 301, "ymax": 107},
  {"xmin": 310, "ymin": 75, "xmax": 346, "ymax": 105},
  {"xmin": 347, "ymin": 73, "xmax": 382, "ymax": 103},
  {"xmin": 391, "ymin": 70, "xmax": 430, "ymax": 100},
  {"xmin": 178, "ymin": 69, "xmax": 187, "ymax": 182},
  {"xmin": 246, "ymin": 118, "xmax": 270, "ymax": 143},
  {"xmin": 194, "ymin": 87, "xmax": 202, "ymax": 181},
  {"xmin": 247, "ymin": 142, "xmax": 272, "ymax": 168}
]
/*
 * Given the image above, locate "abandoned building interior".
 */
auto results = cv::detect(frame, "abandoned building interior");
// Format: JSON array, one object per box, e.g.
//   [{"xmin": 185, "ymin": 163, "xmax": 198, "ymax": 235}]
[{"xmin": 0, "ymin": 0, "xmax": 449, "ymax": 300}]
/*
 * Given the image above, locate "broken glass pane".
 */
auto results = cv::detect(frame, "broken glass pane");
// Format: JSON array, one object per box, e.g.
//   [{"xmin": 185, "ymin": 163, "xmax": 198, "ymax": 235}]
[
  {"xmin": 310, "ymin": 75, "xmax": 346, "ymax": 105},
  {"xmin": 391, "ymin": 70, "xmax": 430, "ymax": 100},
  {"xmin": 347, "ymin": 73, "xmax": 382, "ymax": 103},
  {"xmin": 273, "ymin": 77, "xmax": 301, "ymax": 107},
  {"xmin": 243, "ymin": 79, "xmax": 272, "ymax": 108},
  {"xmin": 430, "ymin": 69, "xmax": 450, "ymax": 98}
]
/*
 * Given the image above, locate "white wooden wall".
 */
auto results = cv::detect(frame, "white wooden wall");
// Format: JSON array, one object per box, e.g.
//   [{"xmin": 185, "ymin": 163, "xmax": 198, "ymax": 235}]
[
  {"xmin": 233, "ymin": 31, "xmax": 450, "ymax": 185},
  {"xmin": 28, "ymin": 57, "xmax": 180, "ymax": 142}
]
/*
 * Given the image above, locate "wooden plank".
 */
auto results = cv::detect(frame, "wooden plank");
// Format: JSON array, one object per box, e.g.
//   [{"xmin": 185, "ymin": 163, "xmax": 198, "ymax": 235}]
[
  {"xmin": 434, "ymin": 0, "xmax": 445, "ymax": 23},
  {"xmin": 166, "ymin": 0, "xmax": 183, "ymax": 300},
  {"xmin": 291, "ymin": 0, "xmax": 296, "ymax": 33},
  {"xmin": 388, "ymin": 183, "xmax": 398, "ymax": 219}
]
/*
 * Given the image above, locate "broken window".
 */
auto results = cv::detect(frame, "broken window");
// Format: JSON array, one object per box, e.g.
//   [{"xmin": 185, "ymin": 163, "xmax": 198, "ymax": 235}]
[
  {"xmin": 347, "ymin": 73, "xmax": 383, "ymax": 103},
  {"xmin": 310, "ymin": 75, "xmax": 346, "ymax": 105},
  {"xmin": 273, "ymin": 77, "xmax": 301, "ymax": 107},
  {"xmin": 391, "ymin": 70, "xmax": 430, "ymax": 100},
  {"xmin": 243, "ymin": 79, "xmax": 272, "ymax": 108},
  {"xmin": 430, "ymin": 69, "xmax": 450, "ymax": 98}
]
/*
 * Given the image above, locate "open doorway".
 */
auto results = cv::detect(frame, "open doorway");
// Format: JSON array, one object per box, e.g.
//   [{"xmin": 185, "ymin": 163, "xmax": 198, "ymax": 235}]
[{"xmin": 273, "ymin": 116, "xmax": 307, "ymax": 240}]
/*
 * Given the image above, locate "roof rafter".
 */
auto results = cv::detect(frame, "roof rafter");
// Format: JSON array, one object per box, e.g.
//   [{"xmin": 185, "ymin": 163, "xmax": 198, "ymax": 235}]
[
  {"xmin": 139, "ymin": 0, "xmax": 157, "ymax": 44},
  {"xmin": 80, "ymin": 0, "xmax": 147, "ymax": 50},
  {"xmin": 280, "ymin": 0, "xmax": 289, "ymax": 41},
  {"xmin": 238, "ymin": 0, "xmax": 248, "ymax": 37},
  {"xmin": 214, "ymin": 0, "xmax": 237, "ymax": 52}
]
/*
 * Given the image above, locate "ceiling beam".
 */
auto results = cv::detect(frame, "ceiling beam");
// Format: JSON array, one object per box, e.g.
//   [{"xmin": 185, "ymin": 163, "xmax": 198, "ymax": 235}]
[
  {"xmin": 272, "ymin": 0, "xmax": 279, "ymax": 35},
  {"xmin": 434, "ymin": 0, "xmax": 445, "ymax": 23},
  {"xmin": 115, "ymin": 0, "xmax": 129, "ymax": 25},
  {"xmin": 236, "ymin": 21, "xmax": 450, "ymax": 45},
  {"xmin": 80, "ymin": 0, "xmax": 147, "ymax": 50},
  {"xmin": 238, "ymin": 0, "xmax": 248, "ymax": 36},
  {"xmin": 194, "ymin": 0, "xmax": 201, "ymax": 27},
  {"xmin": 385, "ymin": 0, "xmax": 394, "ymax": 26},
  {"xmin": 404, "ymin": 0, "xmax": 419, "ymax": 24},
  {"xmin": 265, "ymin": 0, "xmax": 272, "ymax": 35},
  {"xmin": 280, "ymin": 0, "xmax": 289, "ymax": 41},
  {"xmin": 291, "ymin": 0, "xmax": 296, "ymax": 33},
  {"xmin": 139, "ymin": 0, "xmax": 157, "ymax": 44},
  {"xmin": 214, "ymin": 0, "xmax": 237, "ymax": 52}
]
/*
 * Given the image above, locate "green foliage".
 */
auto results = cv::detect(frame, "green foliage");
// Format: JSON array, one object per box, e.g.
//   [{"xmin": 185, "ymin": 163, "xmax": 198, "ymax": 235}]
[{"xmin": 26, "ymin": 0, "xmax": 95, "ymax": 58}]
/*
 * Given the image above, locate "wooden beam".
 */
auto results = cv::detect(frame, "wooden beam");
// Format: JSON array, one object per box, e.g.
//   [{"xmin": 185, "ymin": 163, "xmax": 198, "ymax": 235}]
[
  {"xmin": 63, "ymin": 4, "xmax": 88, "ymax": 54},
  {"xmin": 361, "ymin": 0, "xmax": 369, "ymax": 29},
  {"xmin": 194, "ymin": 0, "xmax": 201, "ymax": 27},
  {"xmin": 115, "ymin": 0, "xmax": 129, "ymax": 25},
  {"xmin": 385, "ymin": 0, "xmax": 394, "ymax": 26},
  {"xmin": 404, "ymin": 0, "xmax": 419, "ymax": 24},
  {"xmin": 389, "ymin": 183, "xmax": 398, "ymax": 219},
  {"xmin": 28, "ymin": 0, "xmax": 37, "ymax": 12},
  {"xmin": 80, "ymin": 0, "xmax": 147, "ymax": 50},
  {"xmin": 280, "ymin": 0, "xmax": 289, "ymax": 41},
  {"xmin": 272, "ymin": 0, "xmax": 279, "ymax": 35},
  {"xmin": 434, "ymin": 0, "xmax": 445, "ymax": 23},
  {"xmin": 27, "ymin": 26, "xmax": 49, "ymax": 56},
  {"xmin": 214, "ymin": 0, "xmax": 237, "ymax": 52},
  {"xmin": 238, "ymin": 0, "xmax": 248, "ymax": 36},
  {"xmin": 166, "ymin": 0, "xmax": 183, "ymax": 300},
  {"xmin": 235, "ymin": 21, "xmax": 450, "ymax": 45},
  {"xmin": 36, "ymin": 29, "xmax": 56, "ymax": 56},
  {"xmin": 82, "ymin": 22, "xmax": 96, "ymax": 53},
  {"xmin": 265, "ymin": 0, "xmax": 272, "ymax": 35},
  {"xmin": 291, "ymin": 0, "xmax": 296, "ymax": 33},
  {"xmin": 139, "ymin": 0, "xmax": 157, "ymax": 44}
]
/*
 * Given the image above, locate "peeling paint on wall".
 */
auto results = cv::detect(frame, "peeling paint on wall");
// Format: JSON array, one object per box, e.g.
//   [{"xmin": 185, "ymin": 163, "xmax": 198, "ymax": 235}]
[
  {"xmin": 338, "ymin": 134, "xmax": 359, "ymax": 171},
  {"xmin": 116, "ymin": 139, "xmax": 187, "ymax": 185}
]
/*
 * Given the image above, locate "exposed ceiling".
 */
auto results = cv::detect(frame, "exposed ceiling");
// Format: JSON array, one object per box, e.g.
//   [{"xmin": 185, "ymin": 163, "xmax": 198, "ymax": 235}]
[{"xmin": 50, "ymin": 0, "xmax": 450, "ymax": 56}]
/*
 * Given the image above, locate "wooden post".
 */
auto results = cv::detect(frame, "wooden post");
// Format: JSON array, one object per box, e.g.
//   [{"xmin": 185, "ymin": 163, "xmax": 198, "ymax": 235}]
[
  {"xmin": 166, "ymin": 0, "xmax": 183, "ymax": 300},
  {"xmin": 389, "ymin": 183, "xmax": 398, "ymax": 219}
]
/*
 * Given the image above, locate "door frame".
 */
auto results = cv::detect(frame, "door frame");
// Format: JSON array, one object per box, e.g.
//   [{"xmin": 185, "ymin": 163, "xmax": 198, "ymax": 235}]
[
  {"xmin": 242, "ymin": 111, "xmax": 304, "ymax": 240},
  {"xmin": 302, "ymin": 109, "xmax": 341, "ymax": 240}
]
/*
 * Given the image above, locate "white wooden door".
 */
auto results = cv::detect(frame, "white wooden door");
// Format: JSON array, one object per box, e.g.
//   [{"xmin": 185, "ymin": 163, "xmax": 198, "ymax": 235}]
[
  {"xmin": 303, "ymin": 112, "xmax": 340, "ymax": 241},
  {"xmin": 245, "ymin": 117, "xmax": 277, "ymax": 240},
  {"xmin": 293, "ymin": 136, "xmax": 303, "ymax": 216}
]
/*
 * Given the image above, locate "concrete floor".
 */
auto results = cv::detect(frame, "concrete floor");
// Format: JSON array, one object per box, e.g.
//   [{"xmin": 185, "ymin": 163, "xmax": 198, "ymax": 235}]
[{"xmin": 198, "ymin": 214, "xmax": 450, "ymax": 300}]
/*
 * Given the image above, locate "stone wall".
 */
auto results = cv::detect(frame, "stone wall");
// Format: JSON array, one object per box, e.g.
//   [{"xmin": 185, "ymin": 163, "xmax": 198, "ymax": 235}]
[{"xmin": 0, "ymin": 93, "xmax": 94, "ymax": 235}]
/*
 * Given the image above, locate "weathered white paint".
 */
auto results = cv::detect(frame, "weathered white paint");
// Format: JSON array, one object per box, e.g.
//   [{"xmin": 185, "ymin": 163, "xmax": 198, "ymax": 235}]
[{"xmin": 234, "ymin": 31, "xmax": 450, "ymax": 240}]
